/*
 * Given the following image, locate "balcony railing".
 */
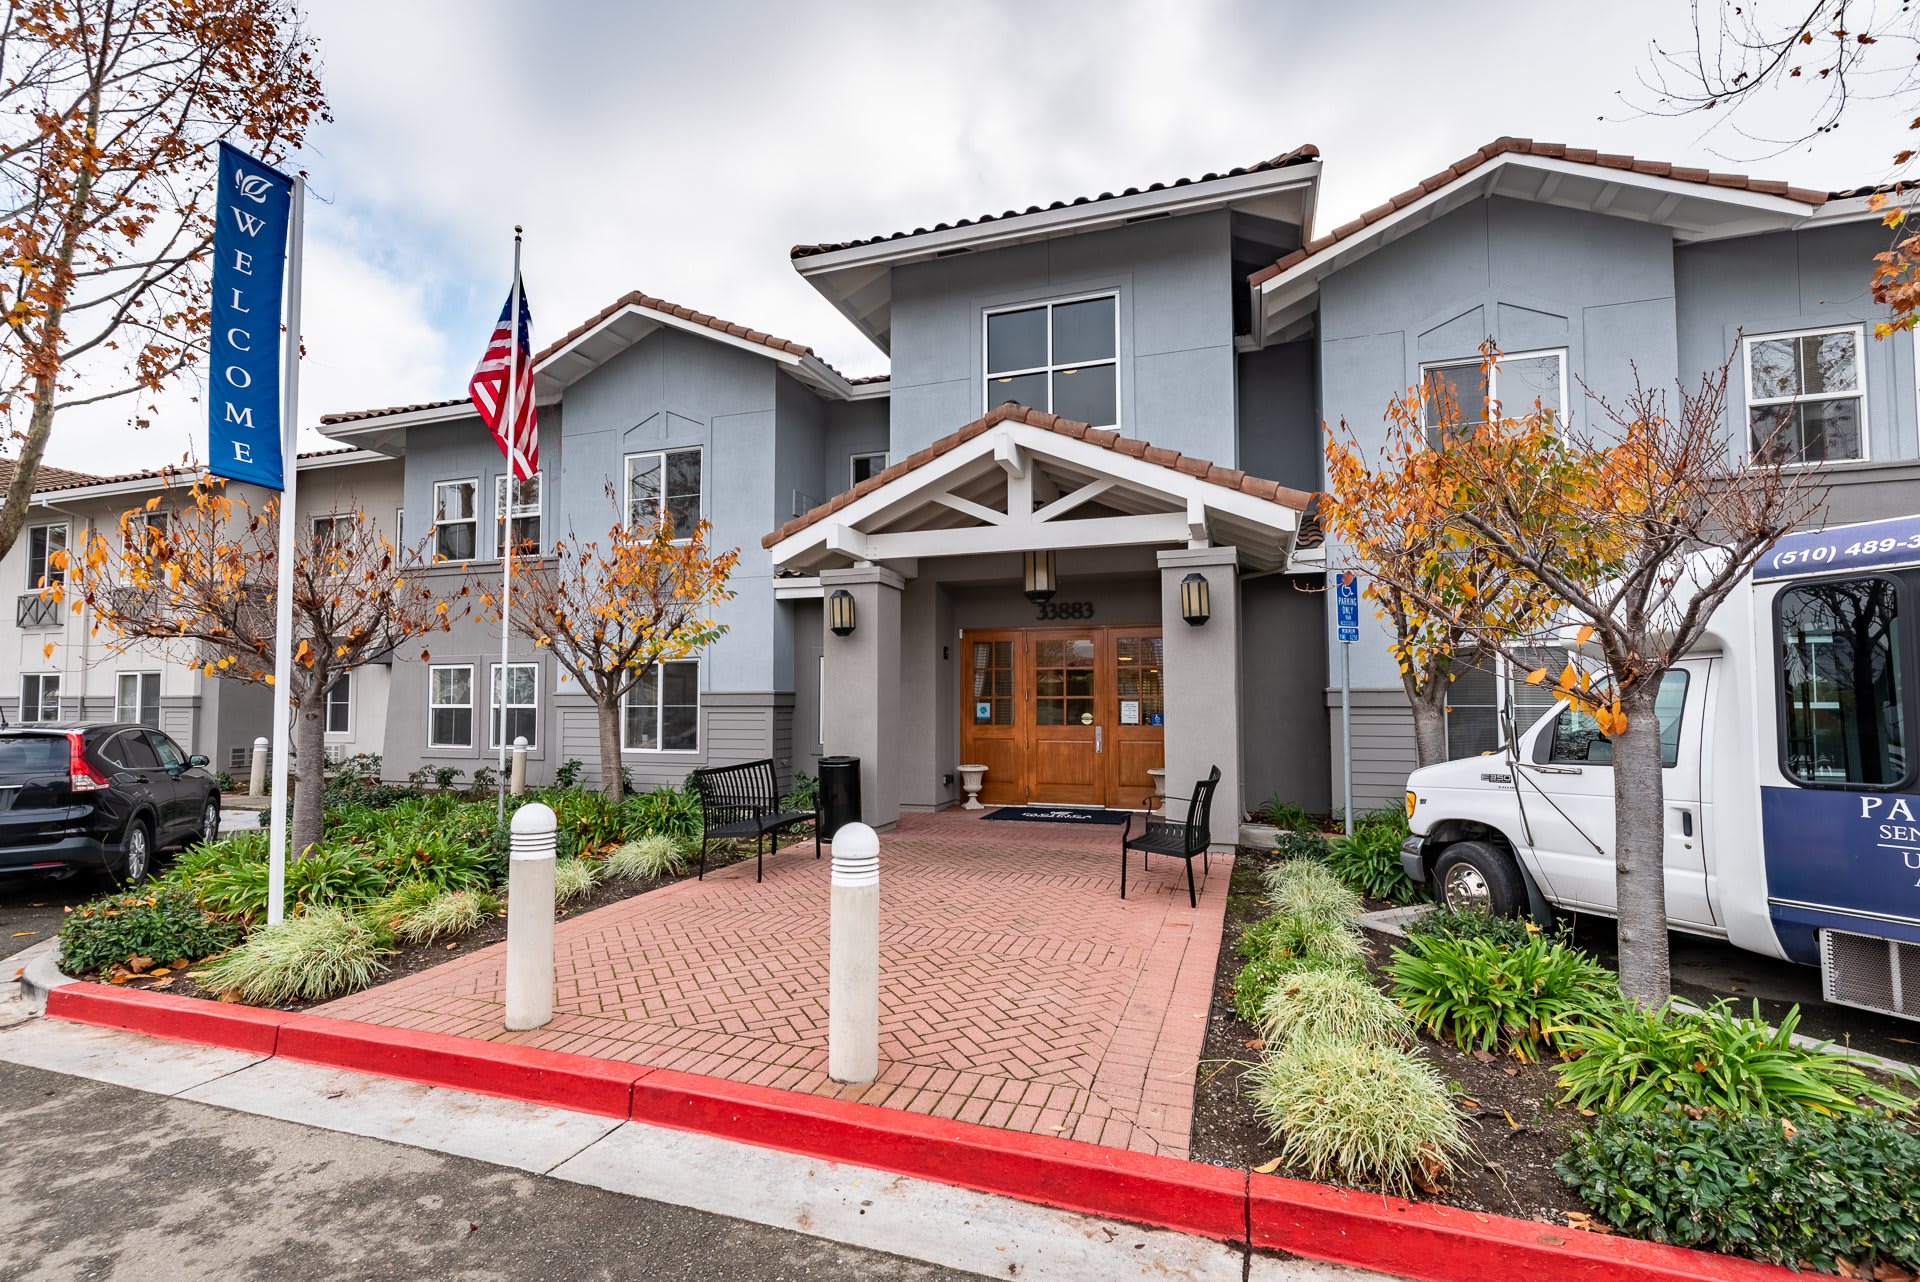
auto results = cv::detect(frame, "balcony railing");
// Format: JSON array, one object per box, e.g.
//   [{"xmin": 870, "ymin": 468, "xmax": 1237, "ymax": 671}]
[{"xmin": 16, "ymin": 592, "xmax": 60, "ymax": 629}]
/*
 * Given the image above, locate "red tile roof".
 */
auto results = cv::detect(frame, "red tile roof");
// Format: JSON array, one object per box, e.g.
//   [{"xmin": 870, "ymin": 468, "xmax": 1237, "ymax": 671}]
[
  {"xmin": 320, "ymin": 397, "xmax": 470, "ymax": 426},
  {"xmin": 28, "ymin": 447, "xmax": 366, "ymax": 495},
  {"xmin": 763, "ymin": 403, "xmax": 1312, "ymax": 550},
  {"xmin": 1249, "ymin": 137, "xmax": 1835, "ymax": 287},
  {"xmin": 791, "ymin": 145, "xmax": 1320, "ymax": 261},
  {"xmin": 0, "ymin": 459, "xmax": 102, "ymax": 493}
]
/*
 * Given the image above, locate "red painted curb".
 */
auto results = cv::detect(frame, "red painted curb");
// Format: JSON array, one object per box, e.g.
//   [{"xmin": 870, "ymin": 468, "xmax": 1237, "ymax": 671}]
[
  {"xmin": 630, "ymin": 1067, "xmax": 1248, "ymax": 1244},
  {"xmin": 1249, "ymin": 1172, "xmax": 1796, "ymax": 1282},
  {"xmin": 46, "ymin": 982, "xmax": 287, "ymax": 1056}
]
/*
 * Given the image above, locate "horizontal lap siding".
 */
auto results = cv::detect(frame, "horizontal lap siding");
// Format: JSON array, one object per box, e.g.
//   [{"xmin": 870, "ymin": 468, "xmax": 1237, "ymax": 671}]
[
  {"xmin": 1330, "ymin": 698, "xmax": 1418, "ymax": 815},
  {"xmin": 556, "ymin": 697, "xmax": 777, "ymax": 792}
]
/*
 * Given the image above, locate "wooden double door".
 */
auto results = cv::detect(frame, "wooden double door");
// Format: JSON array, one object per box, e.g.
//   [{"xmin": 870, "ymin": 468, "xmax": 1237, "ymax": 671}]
[{"xmin": 960, "ymin": 626, "xmax": 1165, "ymax": 809}]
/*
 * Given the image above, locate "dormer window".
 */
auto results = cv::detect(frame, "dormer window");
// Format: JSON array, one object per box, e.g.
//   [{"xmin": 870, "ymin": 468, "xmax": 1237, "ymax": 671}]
[{"xmin": 984, "ymin": 293, "xmax": 1118, "ymax": 428}]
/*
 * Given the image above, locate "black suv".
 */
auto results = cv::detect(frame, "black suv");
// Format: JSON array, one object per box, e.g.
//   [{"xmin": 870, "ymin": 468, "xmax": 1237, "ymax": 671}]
[{"xmin": 0, "ymin": 724, "xmax": 221, "ymax": 883}]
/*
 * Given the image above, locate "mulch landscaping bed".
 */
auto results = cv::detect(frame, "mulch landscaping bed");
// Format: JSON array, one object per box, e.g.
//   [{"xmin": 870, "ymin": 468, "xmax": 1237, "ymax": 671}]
[{"xmin": 1189, "ymin": 845, "xmax": 1585, "ymax": 1224}]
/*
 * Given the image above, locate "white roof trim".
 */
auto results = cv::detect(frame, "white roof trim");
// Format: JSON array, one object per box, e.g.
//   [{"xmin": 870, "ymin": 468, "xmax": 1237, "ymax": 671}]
[
  {"xmin": 320, "ymin": 402, "xmax": 476, "ymax": 439},
  {"xmin": 29, "ymin": 449, "xmax": 390, "ymax": 505}
]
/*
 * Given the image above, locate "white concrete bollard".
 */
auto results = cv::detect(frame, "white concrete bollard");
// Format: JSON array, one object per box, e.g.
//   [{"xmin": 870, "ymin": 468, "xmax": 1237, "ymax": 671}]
[
  {"xmin": 505, "ymin": 801, "xmax": 557, "ymax": 1031},
  {"xmin": 828, "ymin": 821, "xmax": 880, "ymax": 1084},
  {"xmin": 510, "ymin": 736, "xmax": 528, "ymax": 796},
  {"xmin": 248, "ymin": 736, "xmax": 268, "ymax": 797}
]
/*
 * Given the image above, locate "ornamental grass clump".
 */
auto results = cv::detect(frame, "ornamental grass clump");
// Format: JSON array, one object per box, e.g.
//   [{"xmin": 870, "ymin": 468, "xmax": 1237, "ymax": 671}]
[
  {"xmin": 1247, "ymin": 1034, "xmax": 1468, "ymax": 1196},
  {"xmin": 1234, "ymin": 953, "xmax": 1363, "ymax": 1023},
  {"xmin": 1262, "ymin": 860, "xmax": 1363, "ymax": 927},
  {"xmin": 1389, "ymin": 932, "xmax": 1619, "ymax": 1059},
  {"xmin": 387, "ymin": 888, "xmax": 499, "ymax": 945},
  {"xmin": 605, "ymin": 834, "xmax": 686, "ymax": 881},
  {"xmin": 1555, "ymin": 1000, "xmax": 1911, "ymax": 1117},
  {"xmin": 194, "ymin": 907, "xmax": 387, "ymax": 1004},
  {"xmin": 1238, "ymin": 911, "xmax": 1367, "ymax": 971},
  {"xmin": 552, "ymin": 857, "xmax": 600, "ymax": 906},
  {"xmin": 1257, "ymin": 967, "xmax": 1412, "ymax": 1049}
]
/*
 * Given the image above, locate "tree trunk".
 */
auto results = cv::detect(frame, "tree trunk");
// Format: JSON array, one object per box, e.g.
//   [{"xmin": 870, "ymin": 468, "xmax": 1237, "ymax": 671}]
[
  {"xmin": 596, "ymin": 699, "xmax": 625, "ymax": 802},
  {"xmin": 290, "ymin": 696, "xmax": 327, "ymax": 859},
  {"xmin": 0, "ymin": 377, "xmax": 61, "ymax": 562},
  {"xmin": 1406, "ymin": 674, "xmax": 1450, "ymax": 769},
  {"xmin": 1611, "ymin": 680, "xmax": 1671, "ymax": 1004}
]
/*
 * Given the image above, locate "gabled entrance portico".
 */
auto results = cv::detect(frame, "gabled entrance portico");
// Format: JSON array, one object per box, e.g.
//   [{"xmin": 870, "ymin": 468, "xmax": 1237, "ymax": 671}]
[{"xmin": 765, "ymin": 405, "xmax": 1311, "ymax": 841}]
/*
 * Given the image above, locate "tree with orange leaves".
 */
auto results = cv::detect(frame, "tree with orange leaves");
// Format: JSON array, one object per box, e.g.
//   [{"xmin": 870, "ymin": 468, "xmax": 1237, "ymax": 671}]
[
  {"xmin": 58, "ymin": 473, "xmax": 458, "ymax": 858},
  {"xmin": 0, "ymin": 0, "xmax": 328, "ymax": 558},
  {"xmin": 494, "ymin": 494, "xmax": 738, "ymax": 802}
]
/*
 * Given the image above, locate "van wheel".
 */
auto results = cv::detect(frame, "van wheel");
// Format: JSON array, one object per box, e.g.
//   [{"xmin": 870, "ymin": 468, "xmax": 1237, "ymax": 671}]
[{"xmin": 1432, "ymin": 841, "xmax": 1525, "ymax": 918}]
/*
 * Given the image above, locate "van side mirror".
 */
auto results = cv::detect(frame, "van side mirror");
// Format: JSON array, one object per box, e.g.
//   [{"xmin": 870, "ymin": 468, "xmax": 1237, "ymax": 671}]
[{"xmin": 187, "ymin": 753, "xmax": 209, "ymax": 768}]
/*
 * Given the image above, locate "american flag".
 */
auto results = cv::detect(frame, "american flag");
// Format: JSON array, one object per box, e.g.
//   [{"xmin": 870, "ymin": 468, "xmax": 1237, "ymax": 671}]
[{"xmin": 469, "ymin": 278, "xmax": 537, "ymax": 479}]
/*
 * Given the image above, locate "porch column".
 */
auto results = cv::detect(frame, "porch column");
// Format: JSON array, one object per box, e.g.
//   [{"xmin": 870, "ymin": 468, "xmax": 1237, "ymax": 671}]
[
  {"xmin": 819, "ymin": 564, "xmax": 905, "ymax": 829},
  {"xmin": 1158, "ymin": 546, "xmax": 1242, "ymax": 847}
]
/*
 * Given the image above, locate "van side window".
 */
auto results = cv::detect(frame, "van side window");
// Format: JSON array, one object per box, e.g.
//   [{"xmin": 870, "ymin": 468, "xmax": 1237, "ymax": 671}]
[
  {"xmin": 1778, "ymin": 576, "xmax": 1907, "ymax": 786},
  {"xmin": 1547, "ymin": 669, "xmax": 1689, "ymax": 767}
]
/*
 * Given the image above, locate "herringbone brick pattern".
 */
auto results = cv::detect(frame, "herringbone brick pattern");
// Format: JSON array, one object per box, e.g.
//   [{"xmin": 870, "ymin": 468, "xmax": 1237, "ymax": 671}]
[{"xmin": 315, "ymin": 810, "xmax": 1230, "ymax": 1156}]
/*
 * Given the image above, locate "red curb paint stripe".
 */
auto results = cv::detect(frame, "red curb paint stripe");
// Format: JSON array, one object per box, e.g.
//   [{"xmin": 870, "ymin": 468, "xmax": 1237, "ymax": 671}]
[
  {"xmin": 630, "ymin": 1067, "xmax": 1248, "ymax": 1244},
  {"xmin": 46, "ymin": 982, "xmax": 286, "ymax": 1056},
  {"xmin": 273, "ymin": 1017, "xmax": 646, "ymax": 1119},
  {"xmin": 1249, "ymin": 1172, "xmax": 1797, "ymax": 1282}
]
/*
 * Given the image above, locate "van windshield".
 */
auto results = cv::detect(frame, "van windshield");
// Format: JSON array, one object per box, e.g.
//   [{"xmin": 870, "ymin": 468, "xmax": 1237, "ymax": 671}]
[{"xmin": 1778, "ymin": 576, "xmax": 1907, "ymax": 787}]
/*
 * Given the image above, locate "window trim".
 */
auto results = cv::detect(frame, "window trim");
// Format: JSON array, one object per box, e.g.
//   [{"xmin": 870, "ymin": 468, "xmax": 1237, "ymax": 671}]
[
  {"xmin": 849, "ymin": 451, "xmax": 888, "ymax": 488},
  {"xmin": 1771, "ymin": 571, "xmax": 1916, "ymax": 792},
  {"xmin": 491, "ymin": 470, "xmax": 543, "ymax": 560},
  {"xmin": 487, "ymin": 661, "xmax": 540, "ymax": 750},
  {"xmin": 427, "ymin": 662, "xmax": 476, "ymax": 749},
  {"xmin": 20, "ymin": 673, "xmax": 59, "ymax": 724},
  {"xmin": 325, "ymin": 671, "xmax": 353, "ymax": 737},
  {"xmin": 619, "ymin": 658, "xmax": 701, "ymax": 754},
  {"xmin": 623, "ymin": 447, "xmax": 704, "ymax": 544},
  {"xmin": 310, "ymin": 512, "xmax": 351, "ymax": 546},
  {"xmin": 25, "ymin": 521, "xmax": 68, "ymax": 590},
  {"xmin": 1742, "ymin": 323, "xmax": 1870, "ymax": 466},
  {"xmin": 981, "ymin": 290, "xmax": 1121, "ymax": 427},
  {"xmin": 431, "ymin": 478, "xmax": 480, "ymax": 563},
  {"xmin": 1418, "ymin": 348, "xmax": 1568, "ymax": 445},
  {"xmin": 115, "ymin": 670, "xmax": 161, "ymax": 727}
]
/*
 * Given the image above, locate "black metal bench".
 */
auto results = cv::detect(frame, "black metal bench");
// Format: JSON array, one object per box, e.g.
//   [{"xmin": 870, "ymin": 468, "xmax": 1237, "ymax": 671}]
[
  {"xmin": 1120, "ymin": 765, "xmax": 1221, "ymax": 908},
  {"xmin": 688, "ymin": 758, "xmax": 817, "ymax": 883}
]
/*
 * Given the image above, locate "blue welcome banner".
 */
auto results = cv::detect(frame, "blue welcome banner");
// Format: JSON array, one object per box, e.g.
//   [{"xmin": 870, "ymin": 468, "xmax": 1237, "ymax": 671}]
[{"xmin": 209, "ymin": 142, "xmax": 294, "ymax": 490}]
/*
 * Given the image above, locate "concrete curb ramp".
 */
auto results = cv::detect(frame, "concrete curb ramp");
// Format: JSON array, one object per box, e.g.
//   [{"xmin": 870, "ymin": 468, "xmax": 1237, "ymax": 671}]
[{"xmin": 47, "ymin": 980, "xmax": 1794, "ymax": 1282}]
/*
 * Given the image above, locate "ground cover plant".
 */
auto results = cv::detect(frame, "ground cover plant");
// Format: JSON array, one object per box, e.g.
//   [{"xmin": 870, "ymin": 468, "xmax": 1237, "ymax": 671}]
[
  {"xmin": 58, "ymin": 886, "xmax": 242, "ymax": 976},
  {"xmin": 1323, "ymin": 808, "xmax": 1419, "ymax": 903},
  {"xmin": 1389, "ymin": 931, "xmax": 1619, "ymax": 1059},
  {"xmin": 1404, "ymin": 906, "xmax": 1536, "ymax": 950}
]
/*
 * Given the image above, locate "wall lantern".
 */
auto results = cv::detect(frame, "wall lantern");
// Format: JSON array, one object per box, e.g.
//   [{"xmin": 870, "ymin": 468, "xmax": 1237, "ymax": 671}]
[
  {"xmin": 828, "ymin": 588, "xmax": 856, "ymax": 637},
  {"xmin": 1023, "ymin": 549, "xmax": 1057, "ymax": 604},
  {"xmin": 1179, "ymin": 572, "xmax": 1211, "ymax": 626}
]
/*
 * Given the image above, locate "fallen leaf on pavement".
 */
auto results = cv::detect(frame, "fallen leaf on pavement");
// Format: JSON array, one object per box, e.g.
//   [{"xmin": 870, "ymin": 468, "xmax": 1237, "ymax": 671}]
[
  {"xmin": 150, "ymin": 977, "xmax": 174, "ymax": 989},
  {"xmin": 146, "ymin": 967, "xmax": 170, "ymax": 977},
  {"xmin": 10, "ymin": 931, "xmax": 34, "ymax": 938},
  {"xmin": 1505, "ymin": 1110, "xmax": 1519, "ymax": 1130},
  {"xmin": 127, "ymin": 955, "xmax": 153, "ymax": 973},
  {"xmin": 1252, "ymin": 1157, "xmax": 1283, "ymax": 1174},
  {"xmin": 1565, "ymin": 1211, "xmax": 1611, "ymax": 1234},
  {"xmin": 1502, "ymin": 1066, "xmax": 1519, "ymax": 1077},
  {"xmin": 1470, "ymin": 1050, "xmax": 1495, "ymax": 1063},
  {"xmin": 1459, "ymin": 1097, "xmax": 1479, "ymax": 1109},
  {"xmin": 1243, "ymin": 1038, "xmax": 1265, "ymax": 1050}
]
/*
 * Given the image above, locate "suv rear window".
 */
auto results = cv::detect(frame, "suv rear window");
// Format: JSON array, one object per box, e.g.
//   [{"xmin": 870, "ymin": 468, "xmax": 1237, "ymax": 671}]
[{"xmin": 0, "ymin": 737, "xmax": 67, "ymax": 773}]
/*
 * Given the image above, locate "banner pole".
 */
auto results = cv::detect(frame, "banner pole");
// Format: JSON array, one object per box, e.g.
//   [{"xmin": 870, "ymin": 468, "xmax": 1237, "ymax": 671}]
[
  {"xmin": 267, "ymin": 174, "xmax": 306, "ymax": 926},
  {"xmin": 497, "ymin": 230, "xmax": 522, "ymax": 825}
]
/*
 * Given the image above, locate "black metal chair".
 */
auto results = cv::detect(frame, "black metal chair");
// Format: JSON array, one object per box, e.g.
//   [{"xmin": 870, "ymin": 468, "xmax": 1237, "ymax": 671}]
[
  {"xmin": 688, "ymin": 759, "xmax": 818, "ymax": 883},
  {"xmin": 1120, "ymin": 765, "xmax": 1221, "ymax": 908}
]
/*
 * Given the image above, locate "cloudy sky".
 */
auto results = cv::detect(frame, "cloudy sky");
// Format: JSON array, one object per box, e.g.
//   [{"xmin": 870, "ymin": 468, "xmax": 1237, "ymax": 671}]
[{"xmin": 45, "ymin": 0, "xmax": 1911, "ymax": 472}]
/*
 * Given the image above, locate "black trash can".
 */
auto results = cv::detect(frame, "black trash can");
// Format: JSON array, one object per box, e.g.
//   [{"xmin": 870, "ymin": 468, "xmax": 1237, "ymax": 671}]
[{"xmin": 817, "ymin": 755, "xmax": 862, "ymax": 840}]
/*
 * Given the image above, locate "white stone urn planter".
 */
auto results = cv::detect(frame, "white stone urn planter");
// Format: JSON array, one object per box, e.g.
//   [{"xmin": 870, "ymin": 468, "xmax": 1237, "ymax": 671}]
[
  {"xmin": 1146, "ymin": 767, "xmax": 1167, "ymax": 816},
  {"xmin": 957, "ymin": 764, "xmax": 988, "ymax": 810}
]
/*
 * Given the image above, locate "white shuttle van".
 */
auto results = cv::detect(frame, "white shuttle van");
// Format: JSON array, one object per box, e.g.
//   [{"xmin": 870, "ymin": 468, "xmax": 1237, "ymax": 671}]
[{"xmin": 1399, "ymin": 513, "xmax": 1920, "ymax": 1022}]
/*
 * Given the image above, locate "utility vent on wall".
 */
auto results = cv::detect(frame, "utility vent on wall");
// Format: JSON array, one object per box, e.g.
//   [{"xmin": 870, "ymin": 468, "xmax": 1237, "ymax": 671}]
[
  {"xmin": 1822, "ymin": 928, "xmax": 1920, "ymax": 1020},
  {"xmin": 228, "ymin": 746, "xmax": 248, "ymax": 771}
]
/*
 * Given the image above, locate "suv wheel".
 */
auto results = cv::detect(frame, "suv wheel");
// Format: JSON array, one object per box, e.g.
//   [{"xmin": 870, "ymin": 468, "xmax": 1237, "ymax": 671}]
[
  {"xmin": 1432, "ymin": 840, "xmax": 1525, "ymax": 918},
  {"xmin": 117, "ymin": 820, "xmax": 153, "ymax": 884},
  {"xmin": 198, "ymin": 796, "xmax": 221, "ymax": 845}
]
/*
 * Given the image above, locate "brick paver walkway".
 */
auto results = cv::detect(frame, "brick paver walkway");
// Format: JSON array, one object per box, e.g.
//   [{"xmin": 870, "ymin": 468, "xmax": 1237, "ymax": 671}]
[{"xmin": 316, "ymin": 810, "xmax": 1231, "ymax": 1157}]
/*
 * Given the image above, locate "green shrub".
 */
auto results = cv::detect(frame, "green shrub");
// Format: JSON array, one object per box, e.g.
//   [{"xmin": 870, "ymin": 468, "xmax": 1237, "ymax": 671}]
[
  {"xmin": 195, "ymin": 907, "xmax": 388, "ymax": 1003},
  {"xmin": 781, "ymin": 772, "xmax": 819, "ymax": 813},
  {"xmin": 622, "ymin": 784, "xmax": 704, "ymax": 843},
  {"xmin": 1555, "ymin": 1001, "xmax": 1911, "ymax": 1117},
  {"xmin": 386, "ymin": 887, "xmax": 499, "ymax": 945},
  {"xmin": 1404, "ymin": 907, "xmax": 1537, "ymax": 951},
  {"xmin": 1247, "ymin": 1034, "xmax": 1468, "ymax": 1196},
  {"xmin": 549, "ymin": 789, "xmax": 627, "ymax": 854},
  {"xmin": 553, "ymin": 857, "xmax": 600, "ymax": 905},
  {"xmin": 182, "ymin": 835, "xmax": 389, "ymax": 921},
  {"xmin": 58, "ymin": 886, "xmax": 243, "ymax": 975},
  {"xmin": 1325, "ymin": 809, "xmax": 1418, "ymax": 903},
  {"xmin": 1252, "ymin": 796, "xmax": 1318, "ymax": 833},
  {"xmin": 1257, "ymin": 967, "xmax": 1411, "ymax": 1048},
  {"xmin": 1237, "ymin": 911, "xmax": 1366, "ymax": 970},
  {"xmin": 553, "ymin": 759, "xmax": 585, "ymax": 788},
  {"xmin": 1262, "ymin": 860, "xmax": 1363, "ymax": 927},
  {"xmin": 606, "ymin": 834, "xmax": 686, "ymax": 880},
  {"xmin": 1559, "ymin": 1110, "xmax": 1920, "ymax": 1273},
  {"xmin": 1233, "ymin": 952, "xmax": 1364, "ymax": 1023},
  {"xmin": 365, "ymin": 827, "xmax": 495, "ymax": 895},
  {"xmin": 1272, "ymin": 830, "xmax": 1330, "ymax": 860},
  {"xmin": 1389, "ymin": 933, "xmax": 1618, "ymax": 1058}
]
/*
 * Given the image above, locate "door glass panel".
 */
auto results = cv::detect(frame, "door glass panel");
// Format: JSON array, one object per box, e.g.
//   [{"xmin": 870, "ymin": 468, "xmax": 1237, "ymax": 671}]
[
  {"xmin": 1033, "ymin": 635, "xmax": 1096, "ymax": 729},
  {"xmin": 1115, "ymin": 635, "xmax": 1164, "ymax": 725},
  {"xmin": 969, "ymin": 640, "xmax": 1015, "ymax": 726}
]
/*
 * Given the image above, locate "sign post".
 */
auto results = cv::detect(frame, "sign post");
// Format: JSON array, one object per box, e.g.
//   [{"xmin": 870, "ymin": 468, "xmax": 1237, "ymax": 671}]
[
  {"xmin": 1336, "ymin": 570, "xmax": 1360, "ymax": 838},
  {"xmin": 210, "ymin": 143, "xmax": 302, "ymax": 925}
]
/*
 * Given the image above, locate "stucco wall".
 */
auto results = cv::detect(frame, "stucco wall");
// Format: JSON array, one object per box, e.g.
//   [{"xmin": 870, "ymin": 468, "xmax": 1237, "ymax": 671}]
[
  {"xmin": 1241, "ymin": 575, "xmax": 1331, "ymax": 815},
  {"xmin": 1236, "ymin": 340, "xmax": 1319, "ymax": 490}
]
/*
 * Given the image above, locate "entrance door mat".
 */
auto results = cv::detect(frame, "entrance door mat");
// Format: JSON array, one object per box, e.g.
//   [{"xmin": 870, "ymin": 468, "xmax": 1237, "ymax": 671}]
[{"xmin": 983, "ymin": 805, "xmax": 1133, "ymax": 826}]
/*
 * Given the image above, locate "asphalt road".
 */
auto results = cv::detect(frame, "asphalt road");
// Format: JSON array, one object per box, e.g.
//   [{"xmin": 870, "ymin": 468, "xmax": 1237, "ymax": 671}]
[
  {"xmin": 0, "ymin": 871, "xmax": 95, "ymax": 961},
  {"xmin": 0, "ymin": 1059, "xmax": 989, "ymax": 1282}
]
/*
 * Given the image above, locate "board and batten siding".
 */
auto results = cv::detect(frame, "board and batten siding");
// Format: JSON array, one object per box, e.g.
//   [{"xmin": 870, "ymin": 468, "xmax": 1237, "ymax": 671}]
[{"xmin": 1325, "ymin": 689, "xmax": 1419, "ymax": 816}]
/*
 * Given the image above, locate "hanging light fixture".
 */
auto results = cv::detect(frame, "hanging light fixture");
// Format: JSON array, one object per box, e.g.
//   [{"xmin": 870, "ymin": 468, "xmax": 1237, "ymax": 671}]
[
  {"xmin": 1023, "ymin": 549, "xmax": 1057, "ymax": 604},
  {"xmin": 1179, "ymin": 572, "xmax": 1211, "ymax": 626},
  {"xmin": 828, "ymin": 588, "xmax": 856, "ymax": 637}
]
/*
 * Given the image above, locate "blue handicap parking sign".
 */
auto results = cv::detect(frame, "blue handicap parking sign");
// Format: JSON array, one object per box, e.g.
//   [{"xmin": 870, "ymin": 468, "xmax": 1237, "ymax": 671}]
[{"xmin": 1335, "ymin": 571, "xmax": 1360, "ymax": 643}]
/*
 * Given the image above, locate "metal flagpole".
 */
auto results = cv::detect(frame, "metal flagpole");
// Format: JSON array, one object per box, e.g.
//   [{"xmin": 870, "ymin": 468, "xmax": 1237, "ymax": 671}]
[
  {"xmin": 267, "ymin": 175, "xmax": 306, "ymax": 926},
  {"xmin": 497, "ymin": 228, "xmax": 522, "ymax": 824}
]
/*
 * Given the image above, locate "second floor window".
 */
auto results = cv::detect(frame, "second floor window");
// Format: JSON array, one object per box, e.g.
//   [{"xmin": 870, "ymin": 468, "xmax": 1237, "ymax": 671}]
[
  {"xmin": 494, "ymin": 472, "xmax": 542, "ymax": 558},
  {"xmin": 626, "ymin": 448, "xmax": 702, "ymax": 539},
  {"xmin": 1420, "ymin": 350, "xmax": 1565, "ymax": 448},
  {"xmin": 985, "ymin": 294, "xmax": 1118, "ymax": 428},
  {"xmin": 20, "ymin": 674, "xmax": 59, "ymax": 724},
  {"xmin": 26, "ymin": 523, "xmax": 66, "ymax": 590},
  {"xmin": 326, "ymin": 673, "xmax": 352, "ymax": 735},
  {"xmin": 850, "ymin": 452, "xmax": 887, "ymax": 487},
  {"xmin": 1746, "ymin": 326, "xmax": 1865, "ymax": 465},
  {"xmin": 116, "ymin": 672, "xmax": 160, "ymax": 727},
  {"xmin": 434, "ymin": 480, "xmax": 477, "ymax": 561}
]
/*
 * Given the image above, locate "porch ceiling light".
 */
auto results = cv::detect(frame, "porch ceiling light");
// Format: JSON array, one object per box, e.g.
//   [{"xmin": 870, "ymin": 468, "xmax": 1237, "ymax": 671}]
[
  {"xmin": 829, "ymin": 588, "xmax": 856, "ymax": 637},
  {"xmin": 1023, "ymin": 549, "xmax": 1057, "ymax": 604},
  {"xmin": 1179, "ymin": 572, "xmax": 1210, "ymax": 626}
]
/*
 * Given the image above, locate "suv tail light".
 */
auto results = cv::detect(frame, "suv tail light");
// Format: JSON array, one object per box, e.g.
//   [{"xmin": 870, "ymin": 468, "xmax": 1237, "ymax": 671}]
[{"xmin": 68, "ymin": 732, "xmax": 110, "ymax": 792}]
